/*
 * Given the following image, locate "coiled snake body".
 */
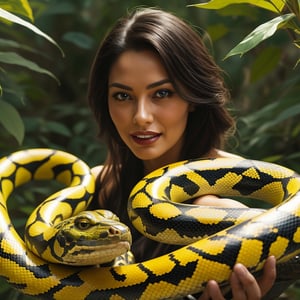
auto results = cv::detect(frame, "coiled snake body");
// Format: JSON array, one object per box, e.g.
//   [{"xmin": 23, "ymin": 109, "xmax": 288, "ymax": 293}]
[{"xmin": 1, "ymin": 148, "xmax": 300, "ymax": 299}]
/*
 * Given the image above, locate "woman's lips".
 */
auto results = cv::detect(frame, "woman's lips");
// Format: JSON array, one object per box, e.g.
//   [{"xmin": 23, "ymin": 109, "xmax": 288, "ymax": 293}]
[{"xmin": 130, "ymin": 131, "xmax": 161, "ymax": 145}]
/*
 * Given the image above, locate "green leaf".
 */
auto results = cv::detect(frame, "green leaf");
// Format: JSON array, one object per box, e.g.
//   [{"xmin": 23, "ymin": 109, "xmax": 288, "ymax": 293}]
[
  {"xmin": 0, "ymin": 8, "xmax": 64, "ymax": 57},
  {"xmin": 250, "ymin": 46, "xmax": 281, "ymax": 82},
  {"xmin": 44, "ymin": 121, "xmax": 72, "ymax": 137},
  {"xmin": 62, "ymin": 32, "xmax": 94, "ymax": 50},
  {"xmin": 0, "ymin": 100, "xmax": 24, "ymax": 144},
  {"xmin": 224, "ymin": 13, "xmax": 295, "ymax": 59},
  {"xmin": 0, "ymin": 37, "xmax": 45, "ymax": 54},
  {"xmin": 263, "ymin": 154, "xmax": 283, "ymax": 162},
  {"xmin": 0, "ymin": 51, "xmax": 58, "ymax": 82},
  {"xmin": 206, "ymin": 24, "xmax": 229, "ymax": 41},
  {"xmin": 190, "ymin": 0, "xmax": 285, "ymax": 13},
  {"xmin": 0, "ymin": 0, "xmax": 33, "ymax": 21},
  {"xmin": 216, "ymin": 4, "xmax": 260, "ymax": 18},
  {"xmin": 0, "ymin": 38, "xmax": 20, "ymax": 48},
  {"xmin": 41, "ymin": 2, "xmax": 76, "ymax": 16},
  {"xmin": 274, "ymin": 103, "xmax": 300, "ymax": 123},
  {"xmin": 258, "ymin": 103, "xmax": 300, "ymax": 132}
]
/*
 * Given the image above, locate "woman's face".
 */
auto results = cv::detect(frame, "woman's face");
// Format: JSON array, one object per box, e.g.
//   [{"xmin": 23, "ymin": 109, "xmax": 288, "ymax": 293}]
[{"xmin": 108, "ymin": 50, "xmax": 191, "ymax": 173}]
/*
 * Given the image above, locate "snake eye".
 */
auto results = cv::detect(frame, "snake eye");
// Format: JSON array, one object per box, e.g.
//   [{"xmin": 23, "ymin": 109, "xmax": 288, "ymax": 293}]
[{"xmin": 75, "ymin": 218, "xmax": 91, "ymax": 230}]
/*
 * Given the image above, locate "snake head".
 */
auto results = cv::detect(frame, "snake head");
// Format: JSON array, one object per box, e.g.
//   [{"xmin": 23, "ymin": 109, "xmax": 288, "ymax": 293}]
[
  {"xmin": 51, "ymin": 209, "xmax": 132, "ymax": 266},
  {"xmin": 72, "ymin": 210, "xmax": 131, "ymax": 241}
]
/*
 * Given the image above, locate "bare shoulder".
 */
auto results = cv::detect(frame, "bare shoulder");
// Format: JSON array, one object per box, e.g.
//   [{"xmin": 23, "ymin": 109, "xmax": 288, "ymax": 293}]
[
  {"xmin": 91, "ymin": 165, "xmax": 104, "ymax": 178},
  {"xmin": 215, "ymin": 149, "xmax": 242, "ymax": 158},
  {"xmin": 210, "ymin": 149, "xmax": 243, "ymax": 159}
]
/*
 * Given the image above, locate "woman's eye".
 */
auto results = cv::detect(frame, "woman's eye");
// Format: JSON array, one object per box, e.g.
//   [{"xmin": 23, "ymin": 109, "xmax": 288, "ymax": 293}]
[
  {"xmin": 154, "ymin": 89, "xmax": 173, "ymax": 98},
  {"xmin": 112, "ymin": 92, "xmax": 131, "ymax": 101}
]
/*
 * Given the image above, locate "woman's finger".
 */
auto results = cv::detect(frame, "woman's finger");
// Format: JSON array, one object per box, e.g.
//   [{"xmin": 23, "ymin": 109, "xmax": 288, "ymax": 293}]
[
  {"xmin": 231, "ymin": 263, "xmax": 261, "ymax": 300},
  {"xmin": 198, "ymin": 280, "xmax": 225, "ymax": 300},
  {"xmin": 257, "ymin": 256, "xmax": 277, "ymax": 296}
]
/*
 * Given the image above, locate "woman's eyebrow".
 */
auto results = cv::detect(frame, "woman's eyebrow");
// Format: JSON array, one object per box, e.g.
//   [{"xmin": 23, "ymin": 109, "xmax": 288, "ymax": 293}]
[
  {"xmin": 109, "ymin": 83, "xmax": 132, "ymax": 90},
  {"xmin": 109, "ymin": 79, "xmax": 171, "ymax": 91},
  {"xmin": 147, "ymin": 79, "xmax": 171, "ymax": 89}
]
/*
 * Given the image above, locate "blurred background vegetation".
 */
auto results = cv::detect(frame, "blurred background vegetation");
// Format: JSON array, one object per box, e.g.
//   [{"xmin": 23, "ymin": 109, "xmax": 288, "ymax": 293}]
[{"xmin": 0, "ymin": 0, "xmax": 299, "ymax": 299}]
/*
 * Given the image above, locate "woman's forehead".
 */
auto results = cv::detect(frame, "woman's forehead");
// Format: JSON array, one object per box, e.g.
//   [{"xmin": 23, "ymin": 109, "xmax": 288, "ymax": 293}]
[{"xmin": 108, "ymin": 50, "xmax": 169, "ymax": 87}]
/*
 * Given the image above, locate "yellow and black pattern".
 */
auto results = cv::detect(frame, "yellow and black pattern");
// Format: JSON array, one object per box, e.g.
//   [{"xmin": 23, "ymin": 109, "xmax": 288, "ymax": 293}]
[
  {"xmin": 128, "ymin": 158, "xmax": 299, "ymax": 244},
  {"xmin": 1, "ymin": 149, "xmax": 300, "ymax": 299}
]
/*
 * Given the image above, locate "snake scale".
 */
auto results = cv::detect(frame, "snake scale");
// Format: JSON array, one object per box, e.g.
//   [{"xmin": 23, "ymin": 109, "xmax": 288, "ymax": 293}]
[{"xmin": 1, "ymin": 148, "xmax": 300, "ymax": 299}]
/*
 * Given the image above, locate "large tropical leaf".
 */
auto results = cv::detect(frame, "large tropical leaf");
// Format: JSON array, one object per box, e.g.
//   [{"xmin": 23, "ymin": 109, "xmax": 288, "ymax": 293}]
[
  {"xmin": 224, "ymin": 13, "xmax": 295, "ymax": 58},
  {"xmin": 0, "ymin": 0, "xmax": 33, "ymax": 21},
  {"xmin": 0, "ymin": 8, "xmax": 63, "ymax": 56},
  {"xmin": 0, "ymin": 51, "xmax": 58, "ymax": 81},
  {"xmin": 250, "ymin": 46, "xmax": 281, "ymax": 82},
  {"xmin": 0, "ymin": 100, "xmax": 24, "ymax": 145},
  {"xmin": 190, "ymin": 0, "xmax": 286, "ymax": 13}
]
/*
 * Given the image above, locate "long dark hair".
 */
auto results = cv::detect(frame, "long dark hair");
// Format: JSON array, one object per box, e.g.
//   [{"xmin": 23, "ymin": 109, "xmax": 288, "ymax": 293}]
[{"xmin": 88, "ymin": 7, "xmax": 234, "ymax": 227}]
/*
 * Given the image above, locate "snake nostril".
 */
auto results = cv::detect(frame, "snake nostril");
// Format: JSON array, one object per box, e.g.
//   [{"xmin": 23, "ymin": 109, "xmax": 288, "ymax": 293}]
[{"xmin": 109, "ymin": 226, "xmax": 120, "ymax": 236}]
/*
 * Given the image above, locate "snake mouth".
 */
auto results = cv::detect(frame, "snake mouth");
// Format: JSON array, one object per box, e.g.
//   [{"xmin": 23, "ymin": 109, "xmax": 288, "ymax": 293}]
[
  {"xmin": 76, "ymin": 236, "xmax": 132, "ymax": 247},
  {"xmin": 75, "ymin": 240, "xmax": 131, "ymax": 252},
  {"xmin": 54, "ymin": 228, "xmax": 132, "ymax": 266},
  {"xmin": 58, "ymin": 225, "xmax": 132, "ymax": 246},
  {"xmin": 60, "ymin": 241, "xmax": 132, "ymax": 266}
]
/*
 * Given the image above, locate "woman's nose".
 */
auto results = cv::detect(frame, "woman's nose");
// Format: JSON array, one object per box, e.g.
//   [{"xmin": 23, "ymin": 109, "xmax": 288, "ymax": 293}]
[{"xmin": 133, "ymin": 98, "xmax": 154, "ymax": 126}]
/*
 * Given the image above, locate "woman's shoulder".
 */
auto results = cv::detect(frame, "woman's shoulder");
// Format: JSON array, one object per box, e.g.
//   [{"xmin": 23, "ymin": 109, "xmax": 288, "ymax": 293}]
[
  {"xmin": 91, "ymin": 165, "xmax": 104, "ymax": 178},
  {"xmin": 206, "ymin": 148, "xmax": 243, "ymax": 159}
]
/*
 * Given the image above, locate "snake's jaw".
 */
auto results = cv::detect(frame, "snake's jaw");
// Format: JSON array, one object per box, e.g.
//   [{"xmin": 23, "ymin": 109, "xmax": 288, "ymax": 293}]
[
  {"xmin": 50, "ymin": 210, "xmax": 132, "ymax": 266},
  {"xmin": 54, "ymin": 239, "xmax": 132, "ymax": 266}
]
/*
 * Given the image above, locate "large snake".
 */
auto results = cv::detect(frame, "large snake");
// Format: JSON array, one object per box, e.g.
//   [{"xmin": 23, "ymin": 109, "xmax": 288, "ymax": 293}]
[{"xmin": 1, "ymin": 148, "xmax": 300, "ymax": 299}]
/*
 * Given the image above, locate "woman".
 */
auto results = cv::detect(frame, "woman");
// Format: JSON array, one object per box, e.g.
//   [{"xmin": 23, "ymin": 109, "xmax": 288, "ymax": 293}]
[{"xmin": 88, "ymin": 7, "xmax": 276, "ymax": 300}]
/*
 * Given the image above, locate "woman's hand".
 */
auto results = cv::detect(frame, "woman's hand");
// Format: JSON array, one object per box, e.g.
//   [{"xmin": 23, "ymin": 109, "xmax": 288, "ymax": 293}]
[
  {"xmin": 198, "ymin": 256, "xmax": 276, "ymax": 300},
  {"xmin": 193, "ymin": 194, "xmax": 248, "ymax": 208}
]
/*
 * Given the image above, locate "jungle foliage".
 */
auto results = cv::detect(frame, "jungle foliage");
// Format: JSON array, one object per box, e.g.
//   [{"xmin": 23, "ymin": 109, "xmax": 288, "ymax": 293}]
[{"xmin": 0, "ymin": 0, "xmax": 299, "ymax": 299}]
